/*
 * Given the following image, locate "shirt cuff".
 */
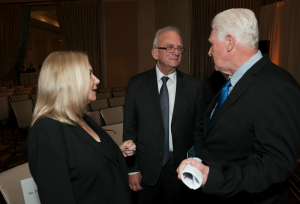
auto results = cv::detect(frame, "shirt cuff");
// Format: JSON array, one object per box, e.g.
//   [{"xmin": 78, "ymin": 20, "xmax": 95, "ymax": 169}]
[{"xmin": 128, "ymin": 171, "xmax": 139, "ymax": 175}]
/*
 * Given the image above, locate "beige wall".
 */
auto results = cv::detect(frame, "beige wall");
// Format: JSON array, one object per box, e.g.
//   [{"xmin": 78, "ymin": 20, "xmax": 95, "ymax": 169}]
[
  {"xmin": 155, "ymin": 0, "xmax": 190, "ymax": 75},
  {"xmin": 105, "ymin": 1, "xmax": 139, "ymax": 88}
]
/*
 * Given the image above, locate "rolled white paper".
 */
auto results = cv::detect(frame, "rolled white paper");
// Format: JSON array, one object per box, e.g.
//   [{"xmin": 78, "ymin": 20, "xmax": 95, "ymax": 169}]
[{"xmin": 181, "ymin": 157, "xmax": 203, "ymax": 190}]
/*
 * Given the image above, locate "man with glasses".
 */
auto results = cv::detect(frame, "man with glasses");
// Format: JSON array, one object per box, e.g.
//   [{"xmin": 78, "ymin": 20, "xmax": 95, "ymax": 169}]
[{"xmin": 123, "ymin": 26, "xmax": 204, "ymax": 204}]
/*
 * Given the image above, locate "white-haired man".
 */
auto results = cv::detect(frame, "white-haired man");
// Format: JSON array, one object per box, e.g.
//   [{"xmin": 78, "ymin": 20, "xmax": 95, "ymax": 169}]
[
  {"xmin": 177, "ymin": 8, "xmax": 300, "ymax": 204},
  {"xmin": 124, "ymin": 26, "xmax": 204, "ymax": 204}
]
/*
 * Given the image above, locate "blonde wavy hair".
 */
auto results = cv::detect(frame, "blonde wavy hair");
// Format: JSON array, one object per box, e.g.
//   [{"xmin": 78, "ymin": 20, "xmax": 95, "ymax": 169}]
[{"xmin": 31, "ymin": 51, "xmax": 90, "ymax": 126}]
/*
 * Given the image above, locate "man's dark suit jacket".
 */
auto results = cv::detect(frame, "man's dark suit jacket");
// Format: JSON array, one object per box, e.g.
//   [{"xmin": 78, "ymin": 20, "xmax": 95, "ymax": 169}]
[
  {"xmin": 199, "ymin": 56, "xmax": 300, "ymax": 203},
  {"xmin": 27, "ymin": 116, "xmax": 131, "ymax": 204},
  {"xmin": 123, "ymin": 67, "xmax": 203, "ymax": 186}
]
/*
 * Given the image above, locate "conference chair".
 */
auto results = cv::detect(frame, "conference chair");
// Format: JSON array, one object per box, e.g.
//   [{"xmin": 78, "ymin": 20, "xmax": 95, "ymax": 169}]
[
  {"xmin": 102, "ymin": 123, "xmax": 123, "ymax": 145},
  {"xmin": 108, "ymin": 96, "xmax": 125, "ymax": 107},
  {"xmin": 0, "ymin": 96, "xmax": 16, "ymax": 144},
  {"xmin": 10, "ymin": 100, "xmax": 33, "ymax": 149},
  {"xmin": 30, "ymin": 94, "xmax": 37, "ymax": 106},
  {"xmin": 18, "ymin": 87, "xmax": 33, "ymax": 91},
  {"xmin": 96, "ymin": 92, "xmax": 112, "ymax": 99},
  {"xmin": 90, "ymin": 99, "xmax": 109, "ymax": 111},
  {"xmin": 1, "ymin": 88, "xmax": 15, "ymax": 93},
  {"xmin": 16, "ymin": 91, "xmax": 32, "ymax": 95},
  {"xmin": 113, "ymin": 91, "xmax": 126, "ymax": 97},
  {"xmin": 99, "ymin": 88, "xmax": 112, "ymax": 93},
  {"xmin": 0, "ymin": 92, "xmax": 15, "ymax": 97},
  {"xmin": 9, "ymin": 95, "xmax": 30, "ymax": 102},
  {"xmin": 12, "ymin": 86, "xmax": 24, "ymax": 89},
  {"xmin": 112, "ymin": 87, "xmax": 126, "ymax": 92},
  {"xmin": 26, "ymin": 85, "xmax": 37, "ymax": 89},
  {"xmin": 0, "ymin": 163, "xmax": 37, "ymax": 204},
  {"xmin": 88, "ymin": 111, "xmax": 102, "ymax": 126},
  {"xmin": 100, "ymin": 106, "xmax": 123, "ymax": 125}
]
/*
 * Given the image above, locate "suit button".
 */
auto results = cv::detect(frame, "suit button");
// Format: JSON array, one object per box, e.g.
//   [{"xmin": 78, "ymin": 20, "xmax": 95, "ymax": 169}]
[
  {"xmin": 159, "ymin": 151, "xmax": 162, "ymax": 155},
  {"xmin": 201, "ymin": 146, "xmax": 205, "ymax": 149}
]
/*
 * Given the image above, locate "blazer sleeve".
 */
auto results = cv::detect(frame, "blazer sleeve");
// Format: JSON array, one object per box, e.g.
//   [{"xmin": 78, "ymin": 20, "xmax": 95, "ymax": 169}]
[
  {"xmin": 123, "ymin": 77, "xmax": 140, "ymax": 173},
  {"xmin": 27, "ymin": 122, "xmax": 77, "ymax": 204},
  {"xmin": 202, "ymin": 81, "xmax": 300, "ymax": 197}
]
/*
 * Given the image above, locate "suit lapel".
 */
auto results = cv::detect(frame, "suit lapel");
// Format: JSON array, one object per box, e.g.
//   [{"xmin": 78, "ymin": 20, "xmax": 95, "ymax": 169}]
[
  {"xmin": 204, "ymin": 57, "xmax": 270, "ymax": 137},
  {"xmin": 148, "ymin": 68, "xmax": 164, "ymax": 129},
  {"xmin": 171, "ymin": 70, "xmax": 185, "ymax": 126},
  {"xmin": 70, "ymin": 117, "xmax": 119, "ymax": 167}
]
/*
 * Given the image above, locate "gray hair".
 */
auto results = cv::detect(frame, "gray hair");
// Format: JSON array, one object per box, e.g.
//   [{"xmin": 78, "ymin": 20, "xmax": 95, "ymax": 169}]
[
  {"xmin": 153, "ymin": 26, "xmax": 181, "ymax": 48},
  {"xmin": 212, "ymin": 8, "xmax": 259, "ymax": 49}
]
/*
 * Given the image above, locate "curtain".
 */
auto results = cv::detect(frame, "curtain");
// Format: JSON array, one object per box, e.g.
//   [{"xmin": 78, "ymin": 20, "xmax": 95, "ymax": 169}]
[
  {"xmin": 190, "ymin": 0, "xmax": 281, "ymax": 83},
  {"xmin": 55, "ymin": 0, "xmax": 103, "ymax": 84},
  {"xmin": 13, "ymin": 6, "xmax": 31, "ymax": 86},
  {"xmin": 0, "ymin": 4, "xmax": 27, "ymax": 87},
  {"xmin": 260, "ymin": 0, "xmax": 300, "ymax": 84}
]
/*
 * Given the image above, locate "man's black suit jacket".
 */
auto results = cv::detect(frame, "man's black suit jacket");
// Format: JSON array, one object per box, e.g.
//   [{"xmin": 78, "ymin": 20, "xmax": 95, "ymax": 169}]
[
  {"xmin": 27, "ymin": 116, "xmax": 131, "ymax": 204},
  {"xmin": 123, "ymin": 67, "xmax": 204, "ymax": 186},
  {"xmin": 199, "ymin": 56, "xmax": 300, "ymax": 203}
]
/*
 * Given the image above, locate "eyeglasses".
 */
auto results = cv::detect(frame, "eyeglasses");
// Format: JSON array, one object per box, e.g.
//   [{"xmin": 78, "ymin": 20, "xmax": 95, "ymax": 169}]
[{"xmin": 157, "ymin": 46, "xmax": 185, "ymax": 54}]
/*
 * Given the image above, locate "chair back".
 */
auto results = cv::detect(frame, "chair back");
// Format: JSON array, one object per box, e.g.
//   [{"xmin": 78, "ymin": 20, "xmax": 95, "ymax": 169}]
[
  {"xmin": 0, "ymin": 92, "xmax": 15, "ymax": 97},
  {"xmin": 16, "ymin": 91, "xmax": 32, "ymax": 95},
  {"xmin": 112, "ymin": 87, "xmax": 126, "ymax": 92},
  {"xmin": 10, "ymin": 100, "xmax": 33, "ymax": 128},
  {"xmin": 1, "ymin": 88, "xmax": 15, "ymax": 93},
  {"xmin": 102, "ymin": 123, "xmax": 123, "ymax": 145},
  {"xmin": 109, "ymin": 96, "xmax": 125, "ymax": 107},
  {"xmin": 99, "ymin": 88, "xmax": 112, "ymax": 93},
  {"xmin": 12, "ymin": 86, "xmax": 24, "ymax": 89},
  {"xmin": 113, "ymin": 91, "xmax": 126, "ymax": 97},
  {"xmin": 30, "ymin": 94, "xmax": 37, "ymax": 101},
  {"xmin": 96, "ymin": 92, "xmax": 112, "ymax": 99},
  {"xmin": 10, "ymin": 95, "xmax": 30, "ymax": 102},
  {"xmin": 26, "ymin": 85, "xmax": 37, "ymax": 89},
  {"xmin": 100, "ymin": 106, "xmax": 123, "ymax": 125},
  {"xmin": 18, "ymin": 88, "xmax": 33, "ymax": 91},
  {"xmin": 0, "ymin": 163, "xmax": 34, "ymax": 204},
  {"xmin": 30, "ymin": 94, "xmax": 37, "ymax": 106},
  {"xmin": 90, "ymin": 99, "xmax": 109, "ymax": 111},
  {"xmin": 0, "ymin": 96, "xmax": 9, "ymax": 120},
  {"xmin": 88, "ymin": 111, "xmax": 102, "ymax": 126}
]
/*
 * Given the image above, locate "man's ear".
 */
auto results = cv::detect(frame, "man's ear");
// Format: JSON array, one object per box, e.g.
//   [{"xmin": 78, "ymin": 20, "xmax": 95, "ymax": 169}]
[
  {"xmin": 152, "ymin": 49, "xmax": 159, "ymax": 60},
  {"xmin": 226, "ymin": 34, "xmax": 235, "ymax": 52}
]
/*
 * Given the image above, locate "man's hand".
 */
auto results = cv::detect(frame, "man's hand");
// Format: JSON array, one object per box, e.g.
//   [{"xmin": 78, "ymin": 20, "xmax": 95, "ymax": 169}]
[
  {"xmin": 119, "ymin": 140, "xmax": 136, "ymax": 157},
  {"xmin": 177, "ymin": 158, "xmax": 209, "ymax": 188},
  {"xmin": 129, "ymin": 172, "xmax": 143, "ymax": 191}
]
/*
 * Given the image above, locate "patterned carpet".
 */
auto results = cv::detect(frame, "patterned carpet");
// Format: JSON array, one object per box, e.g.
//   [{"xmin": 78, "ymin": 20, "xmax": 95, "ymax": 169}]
[{"xmin": 0, "ymin": 127, "xmax": 27, "ymax": 173}]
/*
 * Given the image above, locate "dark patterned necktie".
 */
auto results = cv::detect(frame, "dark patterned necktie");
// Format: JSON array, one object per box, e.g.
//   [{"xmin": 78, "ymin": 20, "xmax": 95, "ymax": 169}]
[
  {"xmin": 160, "ymin": 76, "xmax": 170, "ymax": 166},
  {"xmin": 209, "ymin": 79, "xmax": 231, "ymax": 127}
]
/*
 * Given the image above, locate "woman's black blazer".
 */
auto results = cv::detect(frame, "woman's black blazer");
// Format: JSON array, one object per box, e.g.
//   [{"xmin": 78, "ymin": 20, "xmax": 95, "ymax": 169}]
[{"xmin": 27, "ymin": 116, "xmax": 131, "ymax": 204}]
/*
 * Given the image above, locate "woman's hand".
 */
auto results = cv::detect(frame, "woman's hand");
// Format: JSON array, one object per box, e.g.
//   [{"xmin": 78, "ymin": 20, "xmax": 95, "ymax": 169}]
[{"xmin": 119, "ymin": 140, "xmax": 136, "ymax": 157}]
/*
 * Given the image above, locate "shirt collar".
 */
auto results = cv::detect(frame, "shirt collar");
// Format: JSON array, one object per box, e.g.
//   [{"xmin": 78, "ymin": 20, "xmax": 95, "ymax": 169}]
[
  {"xmin": 229, "ymin": 50, "xmax": 263, "ymax": 87},
  {"xmin": 156, "ymin": 65, "xmax": 176, "ymax": 83}
]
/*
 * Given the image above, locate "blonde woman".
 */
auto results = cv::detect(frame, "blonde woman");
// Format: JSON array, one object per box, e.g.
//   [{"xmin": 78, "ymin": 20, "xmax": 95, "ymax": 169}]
[{"xmin": 27, "ymin": 51, "xmax": 134, "ymax": 204}]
